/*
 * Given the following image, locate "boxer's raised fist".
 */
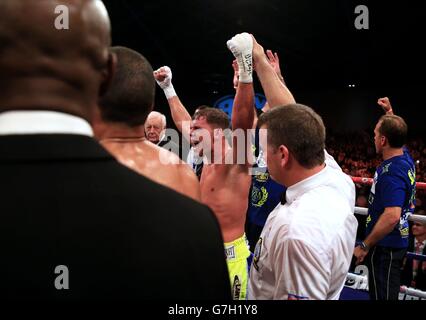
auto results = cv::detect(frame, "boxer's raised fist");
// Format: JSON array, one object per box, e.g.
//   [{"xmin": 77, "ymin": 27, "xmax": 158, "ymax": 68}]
[
  {"xmin": 227, "ymin": 33, "xmax": 253, "ymax": 83},
  {"xmin": 153, "ymin": 66, "xmax": 172, "ymax": 90}
]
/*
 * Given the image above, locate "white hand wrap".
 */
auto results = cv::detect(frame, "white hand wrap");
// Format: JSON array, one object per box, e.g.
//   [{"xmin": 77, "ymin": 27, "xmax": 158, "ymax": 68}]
[
  {"xmin": 226, "ymin": 33, "xmax": 253, "ymax": 83},
  {"xmin": 154, "ymin": 66, "xmax": 177, "ymax": 99}
]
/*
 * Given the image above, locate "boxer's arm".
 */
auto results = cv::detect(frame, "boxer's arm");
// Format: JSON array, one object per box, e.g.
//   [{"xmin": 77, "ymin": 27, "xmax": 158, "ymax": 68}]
[
  {"xmin": 233, "ymin": 59, "xmax": 259, "ymax": 130},
  {"xmin": 233, "ymin": 50, "xmax": 284, "ymax": 127},
  {"xmin": 154, "ymin": 66, "xmax": 192, "ymax": 140},
  {"xmin": 232, "ymin": 82, "xmax": 255, "ymax": 167},
  {"xmin": 167, "ymin": 96, "xmax": 192, "ymax": 140},
  {"xmin": 232, "ymin": 85, "xmax": 254, "ymax": 132},
  {"xmin": 227, "ymin": 33, "xmax": 255, "ymax": 166},
  {"xmin": 252, "ymin": 35, "xmax": 295, "ymax": 109}
]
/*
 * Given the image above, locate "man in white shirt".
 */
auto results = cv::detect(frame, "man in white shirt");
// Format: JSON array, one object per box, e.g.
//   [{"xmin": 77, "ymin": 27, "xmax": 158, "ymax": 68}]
[
  {"xmin": 144, "ymin": 111, "xmax": 184, "ymax": 158},
  {"xmin": 247, "ymin": 34, "xmax": 357, "ymax": 300},
  {"xmin": 248, "ymin": 104, "xmax": 357, "ymax": 300},
  {"xmin": 145, "ymin": 111, "xmax": 167, "ymax": 145}
]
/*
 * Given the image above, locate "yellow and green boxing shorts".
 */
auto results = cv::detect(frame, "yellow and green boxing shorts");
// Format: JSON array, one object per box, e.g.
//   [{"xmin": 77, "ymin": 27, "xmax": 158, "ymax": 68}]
[{"xmin": 224, "ymin": 234, "xmax": 252, "ymax": 300}]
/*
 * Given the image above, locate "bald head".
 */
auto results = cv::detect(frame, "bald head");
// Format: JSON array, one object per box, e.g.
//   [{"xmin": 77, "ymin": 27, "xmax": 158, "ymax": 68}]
[{"xmin": 0, "ymin": 0, "xmax": 114, "ymax": 120}]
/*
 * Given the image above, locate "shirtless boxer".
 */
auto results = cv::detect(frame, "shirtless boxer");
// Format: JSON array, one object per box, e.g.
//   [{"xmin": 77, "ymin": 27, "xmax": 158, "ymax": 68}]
[
  {"xmin": 93, "ymin": 46, "xmax": 200, "ymax": 201},
  {"xmin": 154, "ymin": 33, "xmax": 255, "ymax": 299}
]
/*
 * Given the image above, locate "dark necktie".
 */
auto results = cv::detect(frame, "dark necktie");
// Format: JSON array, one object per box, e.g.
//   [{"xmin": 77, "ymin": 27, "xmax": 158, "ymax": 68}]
[
  {"xmin": 280, "ymin": 191, "xmax": 287, "ymax": 205},
  {"xmin": 195, "ymin": 162, "xmax": 203, "ymax": 180}
]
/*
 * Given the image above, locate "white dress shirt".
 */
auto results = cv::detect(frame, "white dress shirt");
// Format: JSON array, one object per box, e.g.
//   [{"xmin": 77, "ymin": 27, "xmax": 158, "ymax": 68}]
[
  {"xmin": 186, "ymin": 146, "xmax": 204, "ymax": 169},
  {"xmin": 0, "ymin": 111, "xmax": 93, "ymax": 136},
  {"xmin": 414, "ymin": 239, "xmax": 426, "ymax": 254},
  {"xmin": 248, "ymin": 151, "xmax": 358, "ymax": 300}
]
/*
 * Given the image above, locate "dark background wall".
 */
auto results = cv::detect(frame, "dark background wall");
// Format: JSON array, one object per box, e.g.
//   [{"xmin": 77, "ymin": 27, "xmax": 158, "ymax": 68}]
[{"xmin": 102, "ymin": 0, "xmax": 426, "ymax": 136}]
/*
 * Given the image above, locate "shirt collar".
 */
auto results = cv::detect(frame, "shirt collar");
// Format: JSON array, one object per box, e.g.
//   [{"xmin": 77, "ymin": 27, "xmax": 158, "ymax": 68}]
[
  {"xmin": 156, "ymin": 134, "xmax": 167, "ymax": 145},
  {"xmin": 0, "ymin": 111, "xmax": 93, "ymax": 137},
  {"xmin": 415, "ymin": 238, "xmax": 426, "ymax": 248},
  {"xmin": 285, "ymin": 165, "xmax": 328, "ymax": 204}
]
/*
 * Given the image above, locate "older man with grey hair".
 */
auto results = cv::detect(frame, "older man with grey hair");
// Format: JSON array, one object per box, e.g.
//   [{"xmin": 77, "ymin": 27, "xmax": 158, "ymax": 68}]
[
  {"xmin": 145, "ymin": 111, "xmax": 166, "ymax": 144},
  {"xmin": 145, "ymin": 111, "xmax": 183, "ymax": 159}
]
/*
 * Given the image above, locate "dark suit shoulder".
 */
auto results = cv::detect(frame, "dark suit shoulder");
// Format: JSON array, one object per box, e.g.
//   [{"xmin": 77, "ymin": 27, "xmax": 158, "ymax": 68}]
[{"xmin": 0, "ymin": 135, "xmax": 231, "ymax": 300}]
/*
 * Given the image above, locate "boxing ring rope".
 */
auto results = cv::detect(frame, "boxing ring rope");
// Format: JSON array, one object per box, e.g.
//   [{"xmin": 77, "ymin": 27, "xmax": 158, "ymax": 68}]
[
  {"xmin": 400, "ymin": 286, "xmax": 426, "ymax": 299},
  {"xmin": 346, "ymin": 235, "xmax": 426, "ymax": 300},
  {"xmin": 351, "ymin": 175, "xmax": 426, "ymax": 224},
  {"xmin": 354, "ymin": 207, "xmax": 426, "ymax": 224},
  {"xmin": 406, "ymin": 252, "xmax": 426, "ymax": 262},
  {"xmin": 351, "ymin": 176, "xmax": 426, "ymax": 190},
  {"xmin": 344, "ymin": 274, "xmax": 426, "ymax": 299}
]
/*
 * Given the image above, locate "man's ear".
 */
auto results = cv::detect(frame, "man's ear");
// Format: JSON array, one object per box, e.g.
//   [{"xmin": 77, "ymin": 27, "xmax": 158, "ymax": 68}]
[
  {"xmin": 99, "ymin": 51, "xmax": 117, "ymax": 97},
  {"xmin": 278, "ymin": 145, "xmax": 290, "ymax": 168},
  {"xmin": 381, "ymin": 135, "xmax": 387, "ymax": 148}
]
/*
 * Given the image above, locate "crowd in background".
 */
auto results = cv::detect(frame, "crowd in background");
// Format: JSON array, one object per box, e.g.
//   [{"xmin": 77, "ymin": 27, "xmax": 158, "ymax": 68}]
[
  {"xmin": 1, "ymin": 0, "xmax": 424, "ymax": 300},
  {"xmin": 327, "ymin": 131, "xmax": 426, "ymax": 212},
  {"xmin": 327, "ymin": 131, "xmax": 426, "ymax": 294}
]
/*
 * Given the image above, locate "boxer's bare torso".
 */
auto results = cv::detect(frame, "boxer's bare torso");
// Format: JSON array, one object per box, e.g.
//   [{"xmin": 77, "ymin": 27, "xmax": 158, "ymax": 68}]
[
  {"xmin": 200, "ymin": 152, "xmax": 251, "ymax": 243},
  {"xmin": 101, "ymin": 138, "xmax": 201, "ymax": 201}
]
